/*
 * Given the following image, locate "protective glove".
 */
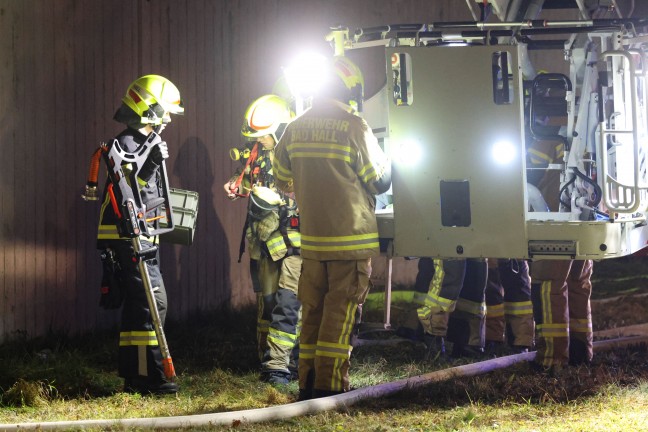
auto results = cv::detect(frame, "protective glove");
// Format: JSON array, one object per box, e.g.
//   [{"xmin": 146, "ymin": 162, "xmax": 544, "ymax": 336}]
[
  {"xmin": 151, "ymin": 141, "xmax": 169, "ymax": 164},
  {"xmin": 138, "ymin": 141, "xmax": 168, "ymax": 182}
]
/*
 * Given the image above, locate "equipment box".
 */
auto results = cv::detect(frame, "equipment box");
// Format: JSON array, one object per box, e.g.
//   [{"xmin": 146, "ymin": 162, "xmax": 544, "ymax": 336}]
[{"xmin": 160, "ymin": 188, "xmax": 199, "ymax": 245}]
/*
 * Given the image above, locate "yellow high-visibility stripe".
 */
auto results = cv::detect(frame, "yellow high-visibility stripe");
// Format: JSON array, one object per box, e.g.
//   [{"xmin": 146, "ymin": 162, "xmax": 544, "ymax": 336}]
[
  {"xmin": 119, "ymin": 331, "xmax": 158, "ymax": 346},
  {"xmin": 266, "ymin": 236, "xmax": 287, "ymax": 255},
  {"xmin": 504, "ymin": 301, "xmax": 533, "ymax": 316},
  {"xmin": 421, "ymin": 292, "xmax": 454, "ymax": 311},
  {"xmin": 287, "ymin": 142, "xmax": 351, "ymax": 154},
  {"xmin": 358, "ymin": 162, "xmax": 378, "ymax": 183},
  {"xmin": 300, "ymin": 343, "xmax": 316, "ymax": 359},
  {"xmin": 268, "ymin": 328, "xmax": 298, "ymax": 348},
  {"xmin": 301, "ymin": 233, "xmax": 377, "ymax": 243},
  {"xmin": 290, "ymin": 152, "xmax": 351, "ymax": 162},
  {"xmin": 287, "ymin": 231, "xmax": 301, "ymax": 247},
  {"xmin": 487, "ymin": 303, "xmax": 505, "ymax": 317},
  {"xmin": 536, "ymin": 323, "xmax": 568, "ymax": 338},
  {"xmin": 455, "ymin": 298, "xmax": 486, "ymax": 317},
  {"xmin": 339, "ymin": 302, "xmax": 357, "ymax": 347},
  {"xmin": 569, "ymin": 318, "xmax": 592, "ymax": 333},
  {"xmin": 301, "ymin": 233, "xmax": 379, "ymax": 252},
  {"xmin": 540, "ymin": 281, "xmax": 553, "ymax": 324},
  {"xmin": 528, "ymin": 148, "xmax": 553, "ymax": 164}
]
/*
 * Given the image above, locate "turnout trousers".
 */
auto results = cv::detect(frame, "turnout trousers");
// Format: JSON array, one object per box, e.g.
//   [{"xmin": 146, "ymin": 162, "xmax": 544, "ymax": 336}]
[
  {"xmin": 531, "ymin": 259, "xmax": 593, "ymax": 367},
  {"xmin": 485, "ymin": 259, "xmax": 534, "ymax": 348},
  {"xmin": 298, "ymin": 258, "xmax": 371, "ymax": 393},
  {"xmin": 416, "ymin": 258, "xmax": 488, "ymax": 347},
  {"xmin": 252, "ymin": 255, "xmax": 302, "ymax": 373},
  {"xmin": 113, "ymin": 240, "xmax": 168, "ymax": 382}
]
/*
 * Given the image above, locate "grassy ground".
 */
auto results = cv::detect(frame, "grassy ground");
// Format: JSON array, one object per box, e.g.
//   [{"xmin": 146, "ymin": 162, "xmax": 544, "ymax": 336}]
[{"xmin": 1, "ymin": 256, "xmax": 648, "ymax": 431}]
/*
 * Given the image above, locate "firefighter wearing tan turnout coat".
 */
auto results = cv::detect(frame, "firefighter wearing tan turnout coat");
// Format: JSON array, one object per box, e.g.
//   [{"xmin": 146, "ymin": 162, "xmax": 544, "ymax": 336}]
[
  {"xmin": 224, "ymin": 94, "xmax": 302, "ymax": 385},
  {"xmin": 274, "ymin": 56, "xmax": 391, "ymax": 399}
]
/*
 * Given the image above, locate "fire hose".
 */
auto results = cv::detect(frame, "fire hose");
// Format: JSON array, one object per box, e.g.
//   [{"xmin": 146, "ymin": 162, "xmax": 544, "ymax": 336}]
[{"xmin": 2, "ymin": 335, "xmax": 646, "ymax": 430}]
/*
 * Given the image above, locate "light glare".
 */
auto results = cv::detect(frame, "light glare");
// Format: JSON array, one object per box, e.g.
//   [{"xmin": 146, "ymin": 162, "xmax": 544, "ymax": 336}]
[
  {"xmin": 395, "ymin": 139, "xmax": 423, "ymax": 165},
  {"xmin": 492, "ymin": 140, "xmax": 516, "ymax": 164},
  {"xmin": 284, "ymin": 52, "xmax": 329, "ymax": 99}
]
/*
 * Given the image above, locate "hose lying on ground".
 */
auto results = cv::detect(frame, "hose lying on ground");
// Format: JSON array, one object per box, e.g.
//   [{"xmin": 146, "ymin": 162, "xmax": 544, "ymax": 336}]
[{"xmin": 2, "ymin": 335, "xmax": 647, "ymax": 430}]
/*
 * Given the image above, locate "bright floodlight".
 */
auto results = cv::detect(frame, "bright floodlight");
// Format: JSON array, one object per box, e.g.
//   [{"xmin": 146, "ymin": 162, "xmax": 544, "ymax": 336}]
[
  {"xmin": 396, "ymin": 139, "xmax": 423, "ymax": 165},
  {"xmin": 492, "ymin": 140, "xmax": 516, "ymax": 164},
  {"xmin": 284, "ymin": 52, "xmax": 329, "ymax": 99}
]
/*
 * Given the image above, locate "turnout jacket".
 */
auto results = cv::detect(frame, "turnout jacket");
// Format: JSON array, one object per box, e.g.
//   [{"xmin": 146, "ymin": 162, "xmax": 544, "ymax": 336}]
[{"xmin": 273, "ymin": 98, "xmax": 390, "ymax": 261}]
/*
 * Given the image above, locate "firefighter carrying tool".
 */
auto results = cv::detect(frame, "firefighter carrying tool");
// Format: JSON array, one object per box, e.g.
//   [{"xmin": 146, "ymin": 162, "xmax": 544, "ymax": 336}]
[{"xmin": 83, "ymin": 74, "xmax": 183, "ymax": 395}]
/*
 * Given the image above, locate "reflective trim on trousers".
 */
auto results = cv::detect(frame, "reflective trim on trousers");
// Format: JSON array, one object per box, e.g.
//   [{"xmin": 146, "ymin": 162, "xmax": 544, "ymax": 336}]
[
  {"xmin": 455, "ymin": 297, "xmax": 486, "ymax": 317},
  {"xmin": 539, "ymin": 280, "xmax": 554, "ymax": 324},
  {"xmin": 268, "ymin": 327, "xmax": 298, "ymax": 348},
  {"xmin": 504, "ymin": 300, "xmax": 533, "ymax": 316},
  {"xmin": 487, "ymin": 303, "xmax": 505, "ymax": 318},
  {"xmin": 119, "ymin": 331, "xmax": 158, "ymax": 346},
  {"xmin": 330, "ymin": 301, "xmax": 358, "ymax": 392},
  {"xmin": 316, "ymin": 340, "xmax": 352, "ymax": 360},
  {"xmin": 569, "ymin": 318, "xmax": 592, "ymax": 333},
  {"xmin": 300, "ymin": 343, "xmax": 316, "ymax": 359},
  {"xmin": 536, "ymin": 323, "xmax": 569, "ymax": 338}
]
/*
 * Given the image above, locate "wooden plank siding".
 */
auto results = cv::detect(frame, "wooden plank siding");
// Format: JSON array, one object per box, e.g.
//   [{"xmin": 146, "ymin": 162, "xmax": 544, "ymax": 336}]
[{"xmin": 0, "ymin": 0, "xmax": 481, "ymax": 343}]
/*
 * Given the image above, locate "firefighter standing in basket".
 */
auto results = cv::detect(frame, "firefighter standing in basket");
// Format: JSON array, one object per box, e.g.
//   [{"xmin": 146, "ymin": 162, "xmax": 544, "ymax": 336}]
[
  {"xmin": 96, "ymin": 74, "xmax": 183, "ymax": 394},
  {"xmin": 223, "ymin": 95, "xmax": 302, "ymax": 385},
  {"xmin": 274, "ymin": 56, "xmax": 391, "ymax": 399}
]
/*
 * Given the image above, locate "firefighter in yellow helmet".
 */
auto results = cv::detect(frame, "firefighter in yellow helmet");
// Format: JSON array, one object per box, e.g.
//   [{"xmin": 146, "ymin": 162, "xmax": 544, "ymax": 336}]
[
  {"xmin": 97, "ymin": 74, "xmax": 183, "ymax": 394},
  {"xmin": 274, "ymin": 56, "xmax": 391, "ymax": 399},
  {"xmin": 223, "ymin": 94, "xmax": 302, "ymax": 385}
]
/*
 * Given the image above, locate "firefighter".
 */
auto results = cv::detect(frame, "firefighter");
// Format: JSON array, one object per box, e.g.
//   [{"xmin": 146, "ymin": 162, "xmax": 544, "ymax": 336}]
[
  {"xmin": 223, "ymin": 94, "xmax": 302, "ymax": 385},
  {"xmin": 273, "ymin": 56, "xmax": 391, "ymax": 399},
  {"xmin": 97, "ymin": 74, "xmax": 183, "ymax": 394},
  {"xmin": 484, "ymin": 259, "xmax": 534, "ymax": 355},
  {"xmin": 528, "ymin": 137, "xmax": 594, "ymax": 369},
  {"xmin": 414, "ymin": 258, "xmax": 488, "ymax": 360}
]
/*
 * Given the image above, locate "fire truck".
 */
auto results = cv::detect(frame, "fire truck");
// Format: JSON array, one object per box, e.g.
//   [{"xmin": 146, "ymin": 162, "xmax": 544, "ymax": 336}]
[{"xmin": 324, "ymin": 0, "xmax": 648, "ymax": 262}]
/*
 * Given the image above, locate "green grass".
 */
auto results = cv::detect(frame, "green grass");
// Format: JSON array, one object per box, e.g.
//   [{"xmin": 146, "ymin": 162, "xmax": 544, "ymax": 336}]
[{"xmin": 2, "ymin": 258, "xmax": 648, "ymax": 430}]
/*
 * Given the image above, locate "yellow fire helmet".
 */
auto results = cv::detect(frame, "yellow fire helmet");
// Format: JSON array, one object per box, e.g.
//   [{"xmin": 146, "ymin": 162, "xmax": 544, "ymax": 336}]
[
  {"xmin": 123, "ymin": 74, "xmax": 184, "ymax": 125},
  {"xmin": 331, "ymin": 56, "xmax": 364, "ymax": 111},
  {"xmin": 241, "ymin": 94, "xmax": 293, "ymax": 144}
]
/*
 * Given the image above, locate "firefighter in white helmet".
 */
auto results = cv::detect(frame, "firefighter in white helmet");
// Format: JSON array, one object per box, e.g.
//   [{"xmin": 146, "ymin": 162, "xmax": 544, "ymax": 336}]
[
  {"xmin": 97, "ymin": 74, "xmax": 183, "ymax": 394},
  {"xmin": 223, "ymin": 94, "xmax": 302, "ymax": 385},
  {"xmin": 274, "ymin": 56, "xmax": 391, "ymax": 399}
]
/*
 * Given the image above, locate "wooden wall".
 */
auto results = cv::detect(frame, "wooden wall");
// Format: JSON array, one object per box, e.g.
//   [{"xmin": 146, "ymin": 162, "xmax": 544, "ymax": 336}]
[{"xmin": 0, "ymin": 0, "xmax": 473, "ymax": 342}]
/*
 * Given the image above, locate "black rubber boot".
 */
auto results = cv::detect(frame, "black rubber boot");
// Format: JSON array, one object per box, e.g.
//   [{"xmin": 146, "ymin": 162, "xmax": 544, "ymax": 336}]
[
  {"xmin": 451, "ymin": 344, "xmax": 485, "ymax": 359},
  {"xmin": 124, "ymin": 377, "xmax": 178, "ymax": 395},
  {"xmin": 423, "ymin": 333, "xmax": 446, "ymax": 362}
]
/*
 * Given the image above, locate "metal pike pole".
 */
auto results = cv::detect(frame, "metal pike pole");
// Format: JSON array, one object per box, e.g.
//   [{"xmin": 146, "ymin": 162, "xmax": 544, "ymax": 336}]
[{"xmin": 132, "ymin": 236, "xmax": 176, "ymax": 380}]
